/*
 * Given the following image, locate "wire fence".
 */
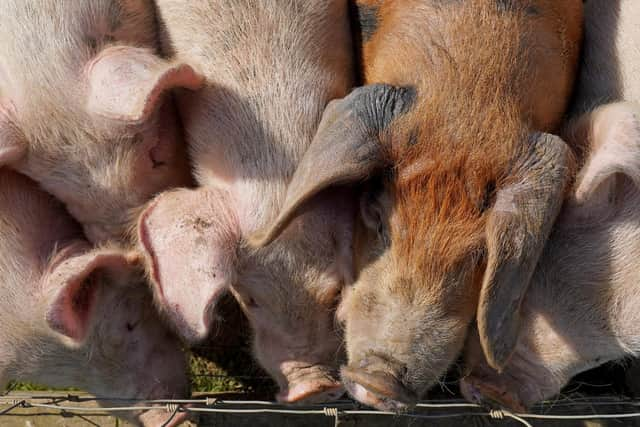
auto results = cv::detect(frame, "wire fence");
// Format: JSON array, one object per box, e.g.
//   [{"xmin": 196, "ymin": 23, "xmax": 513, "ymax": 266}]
[{"xmin": 5, "ymin": 393, "xmax": 640, "ymax": 427}]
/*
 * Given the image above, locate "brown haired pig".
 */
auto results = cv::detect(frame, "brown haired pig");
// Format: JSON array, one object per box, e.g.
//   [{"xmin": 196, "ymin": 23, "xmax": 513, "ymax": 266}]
[
  {"xmin": 461, "ymin": 0, "xmax": 640, "ymax": 410},
  {"xmin": 137, "ymin": 1, "xmax": 354, "ymax": 403},
  {"xmin": 0, "ymin": 0, "xmax": 203, "ymax": 244},
  {"xmin": 0, "ymin": 169, "xmax": 189, "ymax": 427},
  {"xmin": 251, "ymin": 0, "xmax": 583, "ymax": 410}
]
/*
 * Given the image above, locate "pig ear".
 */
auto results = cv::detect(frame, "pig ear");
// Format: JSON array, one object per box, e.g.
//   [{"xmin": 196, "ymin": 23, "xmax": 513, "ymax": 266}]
[
  {"xmin": 0, "ymin": 100, "xmax": 27, "ymax": 165},
  {"xmin": 138, "ymin": 188, "xmax": 238, "ymax": 344},
  {"xmin": 571, "ymin": 102, "xmax": 640, "ymax": 206},
  {"xmin": 86, "ymin": 46, "xmax": 204, "ymax": 123},
  {"xmin": 249, "ymin": 84, "xmax": 416, "ymax": 247},
  {"xmin": 45, "ymin": 246, "xmax": 136, "ymax": 343},
  {"xmin": 478, "ymin": 132, "xmax": 571, "ymax": 371}
]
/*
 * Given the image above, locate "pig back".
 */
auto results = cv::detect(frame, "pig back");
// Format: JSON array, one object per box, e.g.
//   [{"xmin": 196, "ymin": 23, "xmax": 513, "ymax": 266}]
[
  {"xmin": 360, "ymin": 0, "xmax": 582, "ymax": 133},
  {"xmin": 0, "ymin": 169, "xmax": 82, "ymax": 286},
  {"xmin": 571, "ymin": 0, "xmax": 640, "ymax": 113},
  {"xmin": 154, "ymin": 0, "xmax": 354, "ymax": 230},
  {"xmin": 0, "ymin": 0, "xmax": 157, "ymax": 123}
]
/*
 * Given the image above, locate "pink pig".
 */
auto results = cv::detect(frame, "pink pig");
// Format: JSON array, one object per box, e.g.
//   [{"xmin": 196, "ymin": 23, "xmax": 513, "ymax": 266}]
[
  {"xmin": 0, "ymin": 0, "xmax": 203, "ymax": 244},
  {"xmin": 138, "ymin": 1, "xmax": 355, "ymax": 403},
  {"xmin": 0, "ymin": 169, "xmax": 190, "ymax": 427},
  {"xmin": 461, "ymin": 0, "xmax": 640, "ymax": 410}
]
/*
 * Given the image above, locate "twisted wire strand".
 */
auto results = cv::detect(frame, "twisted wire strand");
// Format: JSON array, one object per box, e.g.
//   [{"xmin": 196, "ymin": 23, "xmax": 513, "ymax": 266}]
[{"xmin": 2, "ymin": 394, "xmax": 640, "ymax": 427}]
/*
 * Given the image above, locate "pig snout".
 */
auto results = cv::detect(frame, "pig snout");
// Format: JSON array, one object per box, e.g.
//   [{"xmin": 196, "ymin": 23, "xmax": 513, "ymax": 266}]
[
  {"xmin": 341, "ymin": 354, "xmax": 417, "ymax": 412},
  {"xmin": 276, "ymin": 362, "xmax": 344, "ymax": 404},
  {"xmin": 459, "ymin": 373, "xmax": 528, "ymax": 413}
]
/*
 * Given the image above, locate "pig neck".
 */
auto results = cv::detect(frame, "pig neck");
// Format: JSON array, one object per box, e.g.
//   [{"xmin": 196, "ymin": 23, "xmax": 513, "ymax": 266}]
[{"xmin": 518, "ymin": 180, "xmax": 640, "ymax": 380}]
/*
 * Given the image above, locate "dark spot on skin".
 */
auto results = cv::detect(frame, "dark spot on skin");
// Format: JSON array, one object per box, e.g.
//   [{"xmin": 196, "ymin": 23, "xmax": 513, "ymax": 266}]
[
  {"xmin": 495, "ymin": 0, "xmax": 539, "ymax": 15},
  {"xmin": 151, "ymin": 157, "xmax": 167, "ymax": 169},
  {"xmin": 189, "ymin": 217, "xmax": 213, "ymax": 232},
  {"xmin": 481, "ymin": 181, "xmax": 496, "ymax": 213},
  {"xmin": 525, "ymin": 5, "xmax": 540, "ymax": 15},
  {"xmin": 407, "ymin": 128, "xmax": 419, "ymax": 147},
  {"xmin": 86, "ymin": 37, "xmax": 98, "ymax": 52},
  {"xmin": 246, "ymin": 296, "xmax": 258, "ymax": 308},
  {"xmin": 357, "ymin": 5, "xmax": 379, "ymax": 43}
]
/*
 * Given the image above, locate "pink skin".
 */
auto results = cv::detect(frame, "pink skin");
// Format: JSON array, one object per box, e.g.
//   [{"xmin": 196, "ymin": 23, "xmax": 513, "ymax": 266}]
[
  {"xmin": 0, "ymin": 170, "xmax": 190, "ymax": 427},
  {"xmin": 141, "ymin": 0, "xmax": 354, "ymax": 403},
  {"xmin": 461, "ymin": 102, "xmax": 640, "ymax": 411},
  {"xmin": 0, "ymin": 1, "xmax": 203, "ymax": 244}
]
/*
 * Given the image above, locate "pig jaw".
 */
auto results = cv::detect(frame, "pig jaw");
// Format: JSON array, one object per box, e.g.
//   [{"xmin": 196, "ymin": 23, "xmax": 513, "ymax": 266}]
[
  {"xmin": 460, "ymin": 340, "xmax": 567, "ymax": 412},
  {"xmin": 249, "ymin": 321, "xmax": 345, "ymax": 404}
]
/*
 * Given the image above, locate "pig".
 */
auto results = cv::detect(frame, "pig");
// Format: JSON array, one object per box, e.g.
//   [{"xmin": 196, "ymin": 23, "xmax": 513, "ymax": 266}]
[
  {"xmin": 0, "ymin": 169, "xmax": 190, "ymax": 427},
  {"xmin": 461, "ymin": 0, "xmax": 640, "ymax": 410},
  {"xmin": 0, "ymin": 0, "xmax": 203, "ymax": 244},
  {"xmin": 137, "ymin": 1, "xmax": 354, "ymax": 403},
  {"xmin": 461, "ymin": 102, "xmax": 640, "ymax": 411},
  {"xmin": 250, "ymin": 0, "xmax": 583, "ymax": 410}
]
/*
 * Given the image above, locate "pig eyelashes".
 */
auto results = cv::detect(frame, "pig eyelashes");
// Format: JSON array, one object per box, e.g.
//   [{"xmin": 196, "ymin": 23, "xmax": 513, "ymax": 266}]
[
  {"xmin": 479, "ymin": 181, "xmax": 497, "ymax": 213},
  {"xmin": 359, "ymin": 184, "xmax": 389, "ymax": 242}
]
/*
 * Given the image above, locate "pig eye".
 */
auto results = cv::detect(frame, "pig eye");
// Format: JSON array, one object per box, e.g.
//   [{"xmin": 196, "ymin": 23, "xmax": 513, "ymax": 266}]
[
  {"xmin": 125, "ymin": 320, "xmax": 139, "ymax": 332},
  {"xmin": 480, "ymin": 181, "xmax": 496, "ymax": 213},
  {"xmin": 246, "ymin": 296, "xmax": 259, "ymax": 309}
]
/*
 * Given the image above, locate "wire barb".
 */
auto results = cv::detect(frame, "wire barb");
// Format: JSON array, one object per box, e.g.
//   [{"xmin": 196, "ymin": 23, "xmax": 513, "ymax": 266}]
[
  {"xmin": 165, "ymin": 403, "xmax": 181, "ymax": 413},
  {"xmin": 324, "ymin": 407, "xmax": 338, "ymax": 417},
  {"xmin": 489, "ymin": 409, "xmax": 505, "ymax": 419}
]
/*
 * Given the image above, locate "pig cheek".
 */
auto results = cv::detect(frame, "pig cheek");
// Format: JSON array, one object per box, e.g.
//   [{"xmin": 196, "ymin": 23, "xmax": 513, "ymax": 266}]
[
  {"xmin": 252, "ymin": 327, "xmax": 288, "ymax": 382},
  {"xmin": 335, "ymin": 286, "xmax": 354, "ymax": 324}
]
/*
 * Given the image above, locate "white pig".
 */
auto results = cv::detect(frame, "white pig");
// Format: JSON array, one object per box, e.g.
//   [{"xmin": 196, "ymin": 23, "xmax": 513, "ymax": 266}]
[
  {"xmin": 461, "ymin": 0, "xmax": 640, "ymax": 410},
  {"xmin": 0, "ymin": 169, "xmax": 190, "ymax": 426},
  {"xmin": 138, "ymin": 1, "xmax": 354, "ymax": 403},
  {"xmin": 0, "ymin": 0, "xmax": 203, "ymax": 244}
]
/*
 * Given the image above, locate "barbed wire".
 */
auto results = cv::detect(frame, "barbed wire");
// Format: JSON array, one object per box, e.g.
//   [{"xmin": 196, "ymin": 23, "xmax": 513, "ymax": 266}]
[{"xmin": 4, "ymin": 394, "xmax": 640, "ymax": 426}]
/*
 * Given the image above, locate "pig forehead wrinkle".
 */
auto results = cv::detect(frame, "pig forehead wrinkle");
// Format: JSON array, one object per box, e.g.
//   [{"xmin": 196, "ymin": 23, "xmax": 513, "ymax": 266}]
[{"xmin": 352, "ymin": 84, "xmax": 417, "ymax": 132}]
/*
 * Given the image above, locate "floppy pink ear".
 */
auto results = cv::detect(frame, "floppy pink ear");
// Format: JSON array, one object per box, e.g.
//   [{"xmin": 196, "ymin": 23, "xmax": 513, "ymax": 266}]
[
  {"xmin": 0, "ymin": 100, "xmax": 26, "ymax": 165},
  {"xmin": 138, "ymin": 187, "xmax": 239, "ymax": 344},
  {"xmin": 86, "ymin": 46, "xmax": 204, "ymax": 123},
  {"xmin": 570, "ymin": 102, "xmax": 640, "ymax": 206},
  {"xmin": 45, "ymin": 245, "xmax": 136, "ymax": 343}
]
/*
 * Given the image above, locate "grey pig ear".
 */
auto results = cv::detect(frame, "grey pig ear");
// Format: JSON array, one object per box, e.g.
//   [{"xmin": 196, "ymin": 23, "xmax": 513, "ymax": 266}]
[
  {"xmin": 478, "ymin": 132, "xmax": 571, "ymax": 371},
  {"xmin": 249, "ymin": 84, "xmax": 416, "ymax": 247}
]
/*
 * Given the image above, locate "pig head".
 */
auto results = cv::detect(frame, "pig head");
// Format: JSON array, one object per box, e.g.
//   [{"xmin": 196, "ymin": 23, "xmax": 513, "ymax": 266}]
[
  {"xmin": 251, "ymin": 0, "xmax": 582, "ymax": 410},
  {"xmin": 0, "ymin": 0, "xmax": 203, "ymax": 244},
  {"xmin": 462, "ymin": 101, "xmax": 640, "ymax": 411},
  {"xmin": 251, "ymin": 85, "xmax": 571, "ymax": 409},
  {"xmin": 0, "ymin": 170, "xmax": 189, "ymax": 427}
]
